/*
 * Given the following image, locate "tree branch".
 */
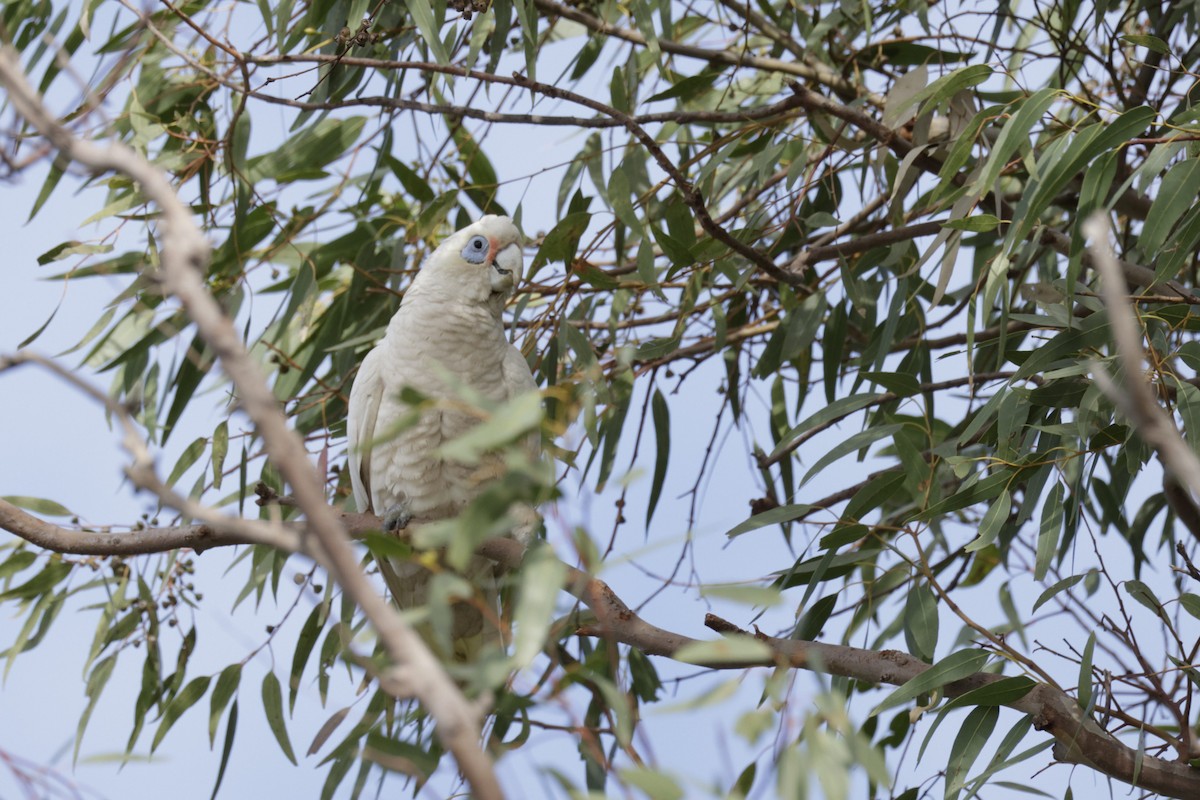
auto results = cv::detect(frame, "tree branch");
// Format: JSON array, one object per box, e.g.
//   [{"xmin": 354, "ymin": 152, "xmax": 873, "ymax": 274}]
[
  {"xmin": 3, "ymin": 500, "xmax": 1195, "ymax": 797},
  {"xmin": 531, "ymin": 0, "xmax": 880, "ymax": 105},
  {"xmin": 785, "ymin": 83, "xmax": 1200, "ymax": 304},
  {"xmin": 241, "ymin": 55, "xmax": 813, "ymax": 128},
  {"xmin": 0, "ymin": 48, "xmax": 502, "ymax": 800},
  {"xmin": 507, "ymin": 71, "xmax": 802, "ymax": 286},
  {"xmin": 1086, "ymin": 214, "xmax": 1200, "ymax": 499}
]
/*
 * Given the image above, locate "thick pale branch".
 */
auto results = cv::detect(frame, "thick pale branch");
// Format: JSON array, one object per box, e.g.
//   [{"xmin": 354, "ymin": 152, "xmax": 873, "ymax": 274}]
[
  {"xmin": 0, "ymin": 48, "xmax": 501, "ymax": 800},
  {"xmin": 0, "ymin": 498, "xmax": 283, "ymax": 555},
  {"xmin": 1086, "ymin": 214, "xmax": 1200, "ymax": 498}
]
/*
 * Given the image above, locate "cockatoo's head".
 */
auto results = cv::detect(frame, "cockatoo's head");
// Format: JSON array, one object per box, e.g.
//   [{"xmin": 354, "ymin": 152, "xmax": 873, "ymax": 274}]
[{"xmin": 416, "ymin": 215, "xmax": 524, "ymax": 304}]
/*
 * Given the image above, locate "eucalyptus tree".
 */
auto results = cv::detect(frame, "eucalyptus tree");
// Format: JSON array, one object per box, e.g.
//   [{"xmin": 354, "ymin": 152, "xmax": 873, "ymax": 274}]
[{"xmin": 3, "ymin": 0, "xmax": 1200, "ymax": 797}]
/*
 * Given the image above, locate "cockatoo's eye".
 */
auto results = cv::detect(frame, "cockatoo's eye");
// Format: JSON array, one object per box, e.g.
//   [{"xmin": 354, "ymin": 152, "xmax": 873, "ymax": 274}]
[{"xmin": 461, "ymin": 235, "xmax": 490, "ymax": 264}]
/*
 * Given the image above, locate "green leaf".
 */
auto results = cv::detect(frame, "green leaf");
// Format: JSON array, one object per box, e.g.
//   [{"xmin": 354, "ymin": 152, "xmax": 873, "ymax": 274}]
[
  {"xmin": 261, "ymin": 672, "xmax": 297, "ymax": 764},
  {"xmin": 167, "ymin": 436, "xmax": 208, "ymax": 488},
  {"xmin": 1120, "ymin": 34, "xmax": 1170, "ymax": 55},
  {"xmin": 629, "ymin": 647, "xmax": 662, "ymax": 703},
  {"xmin": 2, "ymin": 495, "xmax": 72, "ymax": 517},
  {"xmin": 74, "ymin": 654, "xmax": 117, "ymax": 763},
  {"xmin": 872, "ymin": 649, "xmax": 990, "ymax": 717},
  {"xmin": 37, "ymin": 240, "xmax": 113, "ymax": 265},
  {"xmin": 904, "ymin": 582, "xmax": 939, "ymax": 662},
  {"xmin": 633, "ymin": 335, "xmax": 681, "ymax": 361},
  {"xmin": 211, "ymin": 421, "xmax": 228, "ymax": 491},
  {"xmin": 0, "ymin": 550, "xmax": 36, "ymax": 582},
  {"xmin": 1078, "ymin": 632, "xmax": 1096, "ymax": 711},
  {"xmin": 152, "ymin": 675, "xmax": 211, "ymax": 752},
  {"xmin": 607, "ymin": 167, "xmax": 640, "ymax": 229},
  {"xmin": 882, "ymin": 64, "xmax": 929, "ymax": 128},
  {"xmin": 800, "ymin": 423, "xmax": 905, "ymax": 489},
  {"xmin": 1124, "ymin": 580, "xmax": 1171, "ymax": 625},
  {"xmin": 389, "ymin": 158, "xmax": 436, "ymax": 202},
  {"xmin": 702, "ymin": 584, "xmax": 783, "ymax": 607},
  {"xmin": 0, "ymin": 560, "xmax": 72, "ymax": 601},
  {"xmin": 1012, "ymin": 106, "xmax": 1156, "ymax": 248},
  {"xmin": 646, "ymin": 388, "xmax": 670, "ymax": 525},
  {"xmin": 1034, "ymin": 483, "xmax": 1063, "ymax": 580},
  {"xmin": 306, "ymin": 706, "xmax": 351, "ymax": 757},
  {"xmin": 210, "ymin": 699, "xmax": 238, "ymax": 800},
  {"xmin": 437, "ymin": 391, "xmax": 543, "ymax": 462},
  {"xmin": 793, "ymin": 593, "xmax": 837, "ymax": 640},
  {"xmin": 674, "ymin": 637, "xmax": 774, "ymax": 665},
  {"xmin": 842, "ymin": 469, "xmax": 906, "ymax": 521},
  {"xmin": 530, "ymin": 211, "xmax": 592, "ymax": 277},
  {"xmin": 511, "ymin": 0, "xmax": 537, "ymax": 80},
  {"xmin": 768, "ymin": 395, "xmax": 883, "ymax": 462},
  {"xmin": 911, "ymin": 64, "xmax": 994, "ymax": 118},
  {"xmin": 28, "ymin": 159, "xmax": 65, "ymax": 221},
  {"xmin": 289, "ymin": 605, "xmax": 322, "ymax": 713},
  {"xmin": 1181, "ymin": 593, "xmax": 1200, "ymax": 620},
  {"xmin": 512, "ymin": 544, "xmax": 567, "ymax": 668},
  {"xmin": 944, "ymin": 676, "xmax": 1036, "ymax": 710},
  {"xmin": 726, "ymin": 504, "xmax": 812, "ymax": 538},
  {"xmin": 965, "ymin": 489, "xmax": 1010, "ymax": 552},
  {"xmin": 362, "ymin": 733, "xmax": 438, "ymax": 779},
  {"xmin": 209, "ymin": 664, "xmax": 242, "ymax": 747},
  {"xmin": 1032, "ymin": 573, "xmax": 1083, "ymax": 612},
  {"xmin": 1141, "ymin": 158, "xmax": 1200, "ymax": 255},
  {"xmin": 620, "ymin": 767, "xmax": 684, "ymax": 800},
  {"xmin": 644, "ymin": 69, "xmax": 722, "ymax": 103},
  {"xmin": 246, "ymin": 118, "xmax": 367, "ymax": 184},
  {"xmin": 942, "ymin": 214, "xmax": 1001, "ymax": 232},
  {"xmin": 969, "ymin": 88, "xmax": 1059, "ymax": 197},
  {"xmin": 1012, "ymin": 312, "xmax": 1109, "ymax": 380},
  {"xmin": 945, "ymin": 706, "xmax": 999, "ymax": 800},
  {"xmin": 571, "ymin": 260, "xmax": 620, "ymax": 290}
]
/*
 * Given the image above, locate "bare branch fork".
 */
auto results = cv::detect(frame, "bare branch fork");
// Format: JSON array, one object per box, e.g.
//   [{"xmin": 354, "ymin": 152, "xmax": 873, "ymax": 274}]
[{"xmin": 0, "ymin": 48, "xmax": 503, "ymax": 800}]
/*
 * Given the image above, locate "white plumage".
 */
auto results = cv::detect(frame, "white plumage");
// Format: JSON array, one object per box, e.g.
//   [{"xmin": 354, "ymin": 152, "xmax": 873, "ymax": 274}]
[{"xmin": 346, "ymin": 214, "xmax": 539, "ymax": 659}]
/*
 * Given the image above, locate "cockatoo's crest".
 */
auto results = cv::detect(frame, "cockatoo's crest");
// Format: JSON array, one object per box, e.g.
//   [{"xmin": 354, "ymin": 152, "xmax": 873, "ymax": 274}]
[{"xmin": 410, "ymin": 214, "xmax": 523, "ymax": 305}]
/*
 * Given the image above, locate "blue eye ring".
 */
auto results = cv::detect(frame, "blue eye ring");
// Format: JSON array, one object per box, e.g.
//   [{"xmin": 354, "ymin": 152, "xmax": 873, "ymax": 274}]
[{"xmin": 461, "ymin": 235, "xmax": 489, "ymax": 264}]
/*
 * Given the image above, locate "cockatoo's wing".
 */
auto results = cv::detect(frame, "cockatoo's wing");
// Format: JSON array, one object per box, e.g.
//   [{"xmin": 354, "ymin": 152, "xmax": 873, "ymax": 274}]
[
  {"xmin": 501, "ymin": 342, "xmax": 538, "ymax": 397},
  {"xmin": 501, "ymin": 342, "xmax": 539, "ymax": 457},
  {"xmin": 347, "ymin": 345, "xmax": 386, "ymax": 514}
]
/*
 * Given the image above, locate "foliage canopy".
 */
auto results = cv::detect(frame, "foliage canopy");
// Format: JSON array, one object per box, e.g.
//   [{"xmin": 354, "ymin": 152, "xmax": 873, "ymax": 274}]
[{"xmin": 5, "ymin": 0, "xmax": 1200, "ymax": 797}]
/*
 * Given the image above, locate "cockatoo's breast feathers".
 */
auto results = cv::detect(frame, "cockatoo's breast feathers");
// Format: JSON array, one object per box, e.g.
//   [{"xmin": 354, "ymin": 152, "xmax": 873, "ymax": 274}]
[{"xmin": 422, "ymin": 215, "xmax": 524, "ymax": 300}]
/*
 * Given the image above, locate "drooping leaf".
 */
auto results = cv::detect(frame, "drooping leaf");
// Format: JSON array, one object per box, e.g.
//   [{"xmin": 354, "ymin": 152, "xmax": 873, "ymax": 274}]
[{"xmin": 262, "ymin": 672, "xmax": 298, "ymax": 765}]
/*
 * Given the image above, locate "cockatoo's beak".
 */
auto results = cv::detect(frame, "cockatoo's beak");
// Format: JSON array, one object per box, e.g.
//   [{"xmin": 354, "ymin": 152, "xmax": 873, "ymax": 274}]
[
  {"xmin": 489, "ymin": 241, "xmax": 522, "ymax": 293},
  {"xmin": 490, "ymin": 240, "xmax": 519, "ymax": 275}
]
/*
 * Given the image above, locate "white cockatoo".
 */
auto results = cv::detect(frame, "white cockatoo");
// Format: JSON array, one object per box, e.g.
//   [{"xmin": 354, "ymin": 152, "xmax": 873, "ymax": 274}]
[{"xmin": 346, "ymin": 214, "xmax": 540, "ymax": 659}]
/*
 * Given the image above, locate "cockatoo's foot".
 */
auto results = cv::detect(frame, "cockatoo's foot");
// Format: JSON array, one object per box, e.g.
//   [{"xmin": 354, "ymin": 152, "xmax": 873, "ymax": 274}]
[{"xmin": 381, "ymin": 503, "xmax": 413, "ymax": 532}]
